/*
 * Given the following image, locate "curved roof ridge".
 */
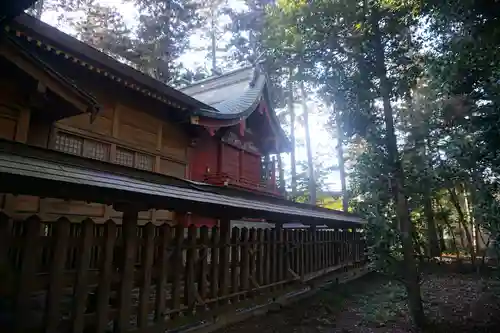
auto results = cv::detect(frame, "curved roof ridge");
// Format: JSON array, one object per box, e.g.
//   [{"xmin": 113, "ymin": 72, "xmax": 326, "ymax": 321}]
[{"xmin": 182, "ymin": 65, "xmax": 256, "ymax": 89}]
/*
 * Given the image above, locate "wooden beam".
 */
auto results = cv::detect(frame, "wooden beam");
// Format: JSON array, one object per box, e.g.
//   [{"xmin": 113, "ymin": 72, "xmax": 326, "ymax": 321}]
[
  {"xmin": 14, "ymin": 107, "xmax": 30, "ymax": 143},
  {"xmin": 114, "ymin": 205, "xmax": 139, "ymax": 332},
  {"xmin": 0, "ymin": 43, "xmax": 88, "ymax": 113}
]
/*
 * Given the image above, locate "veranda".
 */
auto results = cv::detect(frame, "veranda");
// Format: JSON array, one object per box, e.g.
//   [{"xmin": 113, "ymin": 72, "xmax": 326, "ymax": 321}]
[{"xmin": 0, "ymin": 140, "xmax": 366, "ymax": 333}]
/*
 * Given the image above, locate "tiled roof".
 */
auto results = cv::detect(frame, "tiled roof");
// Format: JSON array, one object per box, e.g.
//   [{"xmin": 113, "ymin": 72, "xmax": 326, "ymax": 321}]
[{"xmin": 181, "ymin": 66, "xmax": 265, "ymax": 119}]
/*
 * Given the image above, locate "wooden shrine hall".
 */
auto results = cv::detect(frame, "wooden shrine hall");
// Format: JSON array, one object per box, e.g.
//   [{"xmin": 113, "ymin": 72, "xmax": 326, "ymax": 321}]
[{"xmin": 0, "ymin": 13, "xmax": 367, "ymax": 333}]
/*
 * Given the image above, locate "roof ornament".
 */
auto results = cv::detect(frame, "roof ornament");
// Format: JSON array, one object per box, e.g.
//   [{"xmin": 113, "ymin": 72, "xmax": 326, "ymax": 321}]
[{"xmin": 249, "ymin": 51, "xmax": 265, "ymax": 88}]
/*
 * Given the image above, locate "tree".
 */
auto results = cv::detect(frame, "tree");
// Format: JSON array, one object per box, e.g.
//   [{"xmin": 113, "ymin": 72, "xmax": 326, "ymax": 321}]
[
  {"xmin": 71, "ymin": 0, "xmax": 135, "ymax": 60},
  {"xmin": 265, "ymin": 0, "xmax": 426, "ymax": 326},
  {"xmin": 129, "ymin": 0, "xmax": 201, "ymax": 84}
]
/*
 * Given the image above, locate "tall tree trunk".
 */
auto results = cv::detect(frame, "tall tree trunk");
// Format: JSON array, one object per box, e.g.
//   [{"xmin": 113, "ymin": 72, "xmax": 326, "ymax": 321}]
[
  {"xmin": 300, "ymin": 79, "xmax": 316, "ymax": 205},
  {"xmin": 210, "ymin": 13, "xmax": 217, "ymax": 75},
  {"xmin": 423, "ymin": 187, "xmax": 440, "ymax": 256},
  {"xmin": 288, "ymin": 68, "xmax": 297, "ymax": 198},
  {"xmin": 277, "ymin": 153, "xmax": 286, "ymax": 194},
  {"xmin": 422, "ymin": 140, "xmax": 440, "ymax": 257},
  {"xmin": 371, "ymin": 8, "xmax": 425, "ymax": 327},
  {"xmin": 448, "ymin": 187, "xmax": 476, "ymax": 263},
  {"xmin": 334, "ymin": 104, "xmax": 348, "ymax": 211}
]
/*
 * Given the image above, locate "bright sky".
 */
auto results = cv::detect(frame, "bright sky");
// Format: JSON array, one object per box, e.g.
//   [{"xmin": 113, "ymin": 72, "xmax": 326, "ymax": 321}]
[{"xmin": 39, "ymin": 0, "xmax": 341, "ymax": 191}]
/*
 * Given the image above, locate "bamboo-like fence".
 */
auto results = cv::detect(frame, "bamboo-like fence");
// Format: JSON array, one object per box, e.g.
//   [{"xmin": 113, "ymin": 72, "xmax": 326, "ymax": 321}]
[{"xmin": 0, "ymin": 212, "xmax": 366, "ymax": 332}]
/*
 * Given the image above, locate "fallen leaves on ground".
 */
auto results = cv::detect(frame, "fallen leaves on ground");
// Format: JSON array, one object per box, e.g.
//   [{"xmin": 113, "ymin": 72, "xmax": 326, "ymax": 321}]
[{"xmin": 216, "ymin": 272, "xmax": 500, "ymax": 333}]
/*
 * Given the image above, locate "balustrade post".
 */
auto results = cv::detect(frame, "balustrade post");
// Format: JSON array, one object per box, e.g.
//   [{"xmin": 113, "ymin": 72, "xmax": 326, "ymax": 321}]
[
  {"xmin": 218, "ymin": 218, "xmax": 231, "ymax": 304},
  {"xmin": 271, "ymin": 156, "xmax": 277, "ymax": 192},
  {"xmin": 309, "ymin": 224, "xmax": 317, "ymax": 273},
  {"xmin": 113, "ymin": 203, "xmax": 140, "ymax": 333}
]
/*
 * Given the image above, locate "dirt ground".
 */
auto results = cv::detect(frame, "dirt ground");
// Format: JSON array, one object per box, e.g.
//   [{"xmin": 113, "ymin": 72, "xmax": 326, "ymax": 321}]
[{"xmin": 216, "ymin": 269, "xmax": 500, "ymax": 333}]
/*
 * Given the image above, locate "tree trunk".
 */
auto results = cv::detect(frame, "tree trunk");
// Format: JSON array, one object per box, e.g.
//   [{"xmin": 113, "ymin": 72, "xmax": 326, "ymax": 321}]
[
  {"xmin": 210, "ymin": 5, "xmax": 217, "ymax": 75},
  {"xmin": 448, "ymin": 187, "xmax": 476, "ymax": 264},
  {"xmin": 423, "ymin": 196, "xmax": 440, "ymax": 257},
  {"xmin": 300, "ymin": 79, "xmax": 316, "ymax": 205},
  {"xmin": 288, "ymin": 68, "xmax": 297, "ymax": 199},
  {"xmin": 334, "ymin": 104, "xmax": 348, "ymax": 212},
  {"xmin": 277, "ymin": 153, "xmax": 286, "ymax": 195},
  {"xmin": 370, "ymin": 8, "xmax": 425, "ymax": 328},
  {"xmin": 422, "ymin": 147, "xmax": 440, "ymax": 257}
]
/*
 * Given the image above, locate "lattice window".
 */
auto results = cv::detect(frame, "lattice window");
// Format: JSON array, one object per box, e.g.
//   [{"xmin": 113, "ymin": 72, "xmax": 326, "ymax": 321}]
[
  {"xmin": 115, "ymin": 147, "xmax": 134, "ymax": 167},
  {"xmin": 83, "ymin": 139, "xmax": 110, "ymax": 161},
  {"xmin": 54, "ymin": 132, "xmax": 83, "ymax": 155},
  {"xmin": 136, "ymin": 153, "xmax": 154, "ymax": 171}
]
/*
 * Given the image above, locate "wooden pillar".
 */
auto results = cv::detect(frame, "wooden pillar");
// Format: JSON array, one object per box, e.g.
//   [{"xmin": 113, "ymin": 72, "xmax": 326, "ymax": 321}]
[
  {"xmin": 238, "ymin": 150, "xmax": 243, "ymax": 181},
  {"xmin": 309, "ymin": 224, "xmax": 316, "ymax": 273},
  {"xmin": 218, "ymin": 218, "xmax": 231, "ymax": 304},
  {"xmin": 274, "ymin": 222, "xmax": 284, "ymax": 288},
  {"xmin": 271, "ymin": 156, "xmax": 277, "ymax": 192},
  {"xmin": 14, "ymin": 108, "xmax": 30, "ymax": 143},
  {"xmin": 113, "ymin": 204, "xmax": 139, "ymax": 332},
  {"xmin": 218, "ymin": 142, "xmax": 224, "ymax": 173}
]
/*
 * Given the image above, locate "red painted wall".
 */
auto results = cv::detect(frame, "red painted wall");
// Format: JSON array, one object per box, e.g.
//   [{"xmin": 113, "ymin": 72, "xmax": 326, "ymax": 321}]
[
  {"xmin": 221, "ymin": 143, "xmax": 240, "ymax": 178},
  {"xmin": 188, "ymin": 131, "xmax": 263, "ymax": 227},
  {"xmin": 190, "ymin": 133, "xmax": 219, "ymax": 181},
  {"xmin": 241, "ymin": 151, "xmax": 261, "ymax": 183}
]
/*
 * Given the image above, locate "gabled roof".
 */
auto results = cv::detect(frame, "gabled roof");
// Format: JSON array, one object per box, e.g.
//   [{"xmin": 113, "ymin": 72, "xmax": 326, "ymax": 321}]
[
  {"xmin": 8, "ymin": 13, "xmax": 215, "ymax": 112},
  {"xmin": 7, "ymin": 14, "xmax": 290, "ymax": 150},
  {"xmin": 0, "ymin": 34, "xmax": 100, "ymax": 119},
  {"xmin": 181, "ymin": 66, "xmax": 261, "ymax": 119},
  {"xmin": 181, "ymin": 65, "xmax": 291, "ymax": 151}
]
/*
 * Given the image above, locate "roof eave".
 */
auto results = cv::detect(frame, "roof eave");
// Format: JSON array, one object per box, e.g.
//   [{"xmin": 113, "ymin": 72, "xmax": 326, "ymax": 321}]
[
  {"xmin": 1, "ymin": 33, "xmax": 101, "ymax": 119},
  {"xmin": 10, "ymin": 14, "xmax": 214, "ymax": 113}
]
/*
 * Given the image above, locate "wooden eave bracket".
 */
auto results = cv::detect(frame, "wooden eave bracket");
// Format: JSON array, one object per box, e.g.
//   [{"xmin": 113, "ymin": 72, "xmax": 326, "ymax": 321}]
[{"xmin": 0, "ymin": 37, "xmax": 101, "ymax": 119}]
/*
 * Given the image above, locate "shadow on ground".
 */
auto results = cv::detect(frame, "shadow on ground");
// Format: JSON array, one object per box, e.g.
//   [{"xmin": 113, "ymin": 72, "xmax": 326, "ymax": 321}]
[{"xmin": 216, "ymin": 266, "xmax": 500, "ymax": 333}]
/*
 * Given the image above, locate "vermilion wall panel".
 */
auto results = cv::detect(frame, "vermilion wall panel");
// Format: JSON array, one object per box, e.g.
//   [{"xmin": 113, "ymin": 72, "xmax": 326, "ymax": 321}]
[
  {"xmin": 241, "ymin": 152, "xmax": 261, "ymax": 183},
  {"xmin": 220, "ymin": 143, "xmax": 240, "ymax": 178},
  {"xmin": 190, "ymin": 135, "xmax": 219, "ymax": 181}
]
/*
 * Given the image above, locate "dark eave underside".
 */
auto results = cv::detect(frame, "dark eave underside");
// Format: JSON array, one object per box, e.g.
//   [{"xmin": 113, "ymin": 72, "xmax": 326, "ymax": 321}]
[
  {"xmin": 0, "ymin": 0, "xmax": 38, "ymax": 24},
  {"xmin": 2, "ymin": 34, "xmax": 100, "ymax": 114},
  {"xmin": 0, "ymin": 140, "xmax": 364, "ymax": 226}
]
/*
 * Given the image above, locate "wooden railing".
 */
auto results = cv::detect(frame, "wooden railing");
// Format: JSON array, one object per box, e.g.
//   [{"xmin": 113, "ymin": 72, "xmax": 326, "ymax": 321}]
[
  {"xmin": 0, "ymin": 213, "xmax": 366, "ymax": 332},
  {"xmin": 204, "ymin": 172, "xmax": 281, "ymax": 196}
]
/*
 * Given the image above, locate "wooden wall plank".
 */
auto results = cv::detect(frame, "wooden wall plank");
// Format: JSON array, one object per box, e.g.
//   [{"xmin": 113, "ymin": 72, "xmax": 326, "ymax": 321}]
[
  {"xmin": 169, "ymin": 223, "xmax": 184, "ymax": 318},
  {"xmin": 240, "ymin": 228, "xmax": 250, "ymax": 298},
  {"xmin": 197, "ymin": 226, "xmax": 209, "ymax": 305},
  {"xmin": 14, "ymin": 108, "xmax": 30, "ymax": 143},
  {"xmin": 263, "ymin": 229, "xmax": 271, "ymax": 287},
  {"xmin": 71, "ymin": 218, "xmax": 94, "ymax": 333},
  {"xmin": 138, "ymin": 222, "xmax": 155, "ymax": 328},
  {"xmin": 114, "ymin": 210, "xmax": 138, "ymax": 332},
  {"xmin": 15, "ymin": 215, "xmax": 41, "ymax": 332},
  {"xmin": 95, "ymin": 220, "xmax": 117, "ymax": 333},
  {"xmin": 256, "ymin": 229, "xmax": 264, "ymax": 288},
  {"xmin": 275, "ymin": 227, "xmax": 284, "ymax": 290},
  {"xmin": 209, "ymin": 226, "xmax": 220, "ymax": 309},
  {"xmin": 0, "ymin": 212, "xmax": 12, "ymax": 278},
  {"xmin": 248, "ymin": 228, "xmax": 257, "ymax": 298},
  {"xmin": 218, "ymin": 220, "xmax": 231, "ymax": 304},
  {"xmin": 45, "ymin": 217, "xmax": 70, "ymax": 332},
  {"xmin": 154, "ymin": 224, "xmax": 171, "ymax": 325},
  {"xmin": 230, "ymin": 227, "xmax": 240, "ymax": 303},
  {"xmin": 184, "ymin": 225, "xmax": 197, "ymax": 312}
]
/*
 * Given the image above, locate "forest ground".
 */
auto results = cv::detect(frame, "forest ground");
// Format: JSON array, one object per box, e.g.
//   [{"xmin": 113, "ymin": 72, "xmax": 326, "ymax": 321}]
[{"xmin": 216, "ymin": 265, "xmax": 500, "ymax": 333}]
